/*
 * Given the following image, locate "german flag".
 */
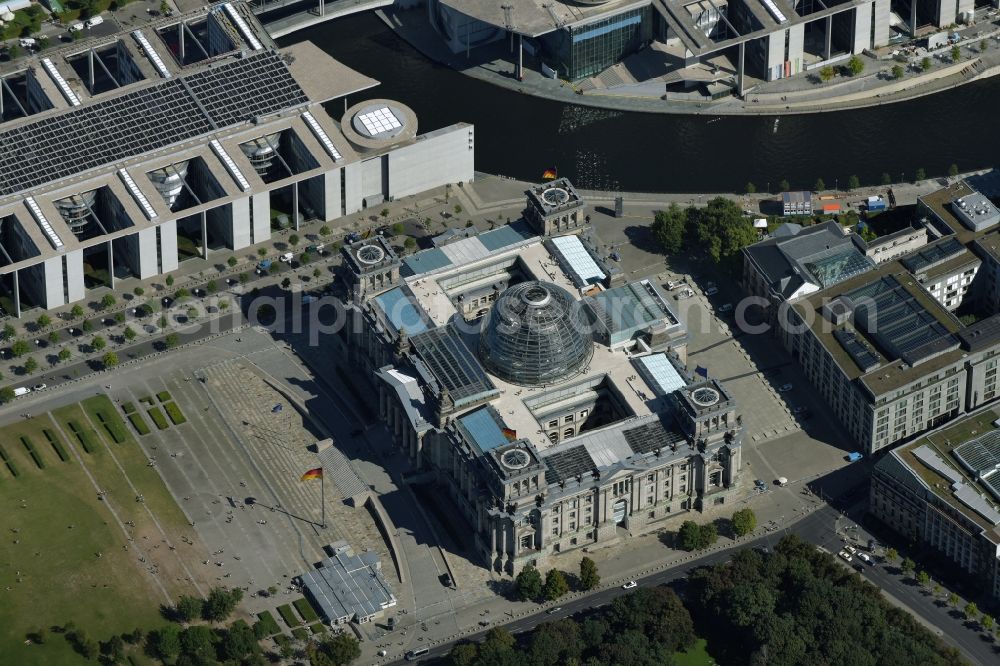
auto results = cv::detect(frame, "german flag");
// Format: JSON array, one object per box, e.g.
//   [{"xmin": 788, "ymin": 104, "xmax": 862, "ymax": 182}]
[
  {"xmin": 300, "ymin": 467, "xmax": 323, "ymax": 481},
  {"xmin": 502, "ymin": 427, "xmax": 517, "ymax": 441},
  {"xmin": 541, "ymin": 167, "xmax": 557, "ymax": 181}
]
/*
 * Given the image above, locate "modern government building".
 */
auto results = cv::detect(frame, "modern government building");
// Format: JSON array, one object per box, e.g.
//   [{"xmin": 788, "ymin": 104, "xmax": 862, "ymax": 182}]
[
  {"xmin": 741, "ymin": 179, "xmax": 1000, "ymax": 599},
  {"xmin": 0, "ymin": 4, "xmax": 472, "ymax": 317},
  {"xmin": 339, "ymin": 179, "xmax": 744, "ymax": 574},
  {"xmin": 431, "ymin": 0, "xmax": 980, "ymax": 88}
]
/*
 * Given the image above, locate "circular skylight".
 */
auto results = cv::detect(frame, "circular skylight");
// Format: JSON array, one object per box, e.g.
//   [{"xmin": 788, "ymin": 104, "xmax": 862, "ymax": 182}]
[
  {"xmin": 501, "ymin": 449, "xmax": 530, "ymax": 470},
  {"xmin": 356, "ymin": 244, "xmax": 385, "ymax": 265},
  {"xmin": 691, "ymin": 387, "xmax": 721, "ymax": 407},
  {"xmin": 541, "ymin": 187, "xmax": 569, "ymax": 206}
]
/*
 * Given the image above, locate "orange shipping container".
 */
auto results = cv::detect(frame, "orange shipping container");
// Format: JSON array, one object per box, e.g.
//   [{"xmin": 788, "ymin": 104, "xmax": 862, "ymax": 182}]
[{"xmin": 822, "ymin": 203, "xmax": 841, "ymax": 213}]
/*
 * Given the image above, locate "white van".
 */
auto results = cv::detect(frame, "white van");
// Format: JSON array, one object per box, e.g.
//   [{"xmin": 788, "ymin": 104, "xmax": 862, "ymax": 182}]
[
  {"xmin": 279, "ymin": 252, "xmax": 294, "ymax": 263},
  {"xmin": 69, "ymin": 22, "xmax": 84, "ymax": 32},
  {"xmin": 18, "ymin": 38, "xmax": 37, "ymax": 49},
  {"xmin": 85, "ymin": 15, "xmax": 104, "ymax": 28},
  {"xmin": 13, "ymin": 386, "xmax": 31, "ymax": 397}
]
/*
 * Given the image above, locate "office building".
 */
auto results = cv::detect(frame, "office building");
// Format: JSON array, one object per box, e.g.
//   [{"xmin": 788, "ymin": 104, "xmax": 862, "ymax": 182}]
[
  {"xmin": 297, "ymin": 541, "xmax": 397, "ymax": 625},
  {"xmin": 0, "ymin": 5, "xmax": 473, "ymax": 317},
  {"xmin": 338, "ymin": 181, "xmax": 743, "ymax": 574},
  {"xmin": 871, "ymin": 417, "xmax": 1000, "ymax": 601}
]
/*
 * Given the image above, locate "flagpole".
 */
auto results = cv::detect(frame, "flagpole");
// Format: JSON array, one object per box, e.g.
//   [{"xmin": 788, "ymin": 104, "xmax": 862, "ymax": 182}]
[{"xmin": 321, "ymin": 471, "xmax": 326, "ymax": 529}]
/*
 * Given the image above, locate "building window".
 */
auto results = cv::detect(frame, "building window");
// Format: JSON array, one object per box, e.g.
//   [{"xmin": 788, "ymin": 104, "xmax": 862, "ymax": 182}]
[
  {"xmin": 563, "ymin": 428, "xmax": 575, "ymax": 438},
  {"xmin": 564, "ymin": 415, "xmax": 574, "ymax": 424},
  {"xmin": 579, "ymin": 409, "xmax": 589, "ymax": 419},
  {"xmin": 520, "ymin": 535, "xmax": 533, "ymax": 550},
  {"xmin": 548, "ymin": 420, "xmax": 558, "ymax": 428}
]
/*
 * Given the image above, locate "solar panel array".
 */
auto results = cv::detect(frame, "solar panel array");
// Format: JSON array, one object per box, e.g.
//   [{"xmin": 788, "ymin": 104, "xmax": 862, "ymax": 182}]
[
  {"xmin": 0, "ymin": 52, "xmax": 307, "ymax": 198},
  {"xmin": 953, "ymin": 431, "xmax": 1000, "ymax": 503},
  {"xmin": 410, "ymin": 326, "xmax": 497, "ymax": 405},
  {"xmin": 901, "ymin": 237, "xmax": 965, "ymax": 274},
  {"xmin": 357, "ymin": 106, "xmax": 401, "ymax": 136},
  {"xmin": 833, "ymin": 329, "xmax": 880, "ymax": 372}
]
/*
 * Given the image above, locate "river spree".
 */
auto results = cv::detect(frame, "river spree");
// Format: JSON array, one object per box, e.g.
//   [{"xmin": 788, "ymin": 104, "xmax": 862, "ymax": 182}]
[{"xmin": 280, "ymin": 12, "xmax": 1000, "ymax": 194}]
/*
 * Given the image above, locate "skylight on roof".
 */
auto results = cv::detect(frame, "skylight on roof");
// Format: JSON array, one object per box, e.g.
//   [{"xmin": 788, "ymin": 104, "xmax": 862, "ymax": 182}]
[{"xmin": 358, "ymin": 107, "xmax": 401, "ymax": 136}]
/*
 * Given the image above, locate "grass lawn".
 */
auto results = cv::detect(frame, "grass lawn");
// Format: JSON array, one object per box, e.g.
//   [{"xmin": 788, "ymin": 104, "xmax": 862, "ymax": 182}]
[
  {"xmin": 292, "ymin": 597, "xmax": 319, "ymax": 623},
  {"xmin": 674, "ymin": 638, "xmax": 715, "ymax": 666},
  {"xmin": 0, "ymin": 403, "xmax": 199, "ymax": 665},
  {"xmin": 156, "ymin": 391, "xmax": 172, "ymax": 403},
  {"xmin": 163, "ymin": 402, "xmax": 186, "ymax": 426},
  {"xmin": 276, "ymin": 604, "xmax": 300, "ymax": 627},
  {"xmin": 82, "ymin": 396, "xmax": 129, "ymax": 445},
  {"xmin": 147, "ymin": 407, "xmax": 169, "ymax": 430}
]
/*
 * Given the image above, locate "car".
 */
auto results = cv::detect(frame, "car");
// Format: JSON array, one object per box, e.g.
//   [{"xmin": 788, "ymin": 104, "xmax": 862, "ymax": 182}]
[
  {"xmin": 705, "ymin": 286, "xmax": 719, "ymax": 296},
  {"xmin": 622, "ymin": 580, "xmax": 637, "ymax": 589},
  {"xmin": 377, "ymin": 650, "xmax": 388, "ymax": 657},
  {"xmin": 666, "ymin": 280, "xmax": 679, "ymax": 290},
  {"xmin": 778, "ymin": 383, "xmax": 793, "ymax": 392},
  {"xmin": 546, "ymin": 607, "xmax": 562, "ymax": 614},
  {"xmin": 844, "ymin": 545, "xmax": 857, "ymax": 555},
  {"xmin": 676, "ymin": 288, "xmax": 694, "ymax": 300},
  {"xmin": 439, "ymin": 572, "xmax": 453, "ymax": 587},
  {"xmin": 857, "ymin": 552, "xmax": 872, "ymax": 564},
  {"xmin": 853, "ymin": 563, "xmax": 866, "ymax": 573},
  {"xmin": 838, "ymin": 550, "xmax": 852, "ymax": 562},
  {"xmin": 717, "ymin": 303, "xmax": 733, "ymax": 314},
  {"xmin": 69, "ymin": 22, "xmax": 84, "ymax": 32},
  {"xmin": 754, "ymin": 478, "xmax": 766, "ymax": 489},
  {"xmin": 792, "ymin": 405, "xmax": 807, "ymax": 414},
  {"xmin": 33, "ymin": 383, "xmax": 47, "ymax": 390},
  {"xmin": 84, "ymin": 15, "xmax": 104, "ymax": 28}
]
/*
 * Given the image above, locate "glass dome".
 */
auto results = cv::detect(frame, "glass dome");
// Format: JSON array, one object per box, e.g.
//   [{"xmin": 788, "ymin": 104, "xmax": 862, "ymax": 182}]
[{"xmin": 478, "ymin": 281, "xmax": 593, "ymax": 386}]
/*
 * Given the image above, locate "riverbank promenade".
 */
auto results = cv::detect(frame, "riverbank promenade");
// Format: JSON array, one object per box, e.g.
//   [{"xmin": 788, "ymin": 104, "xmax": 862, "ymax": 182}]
[{"xmin": 379, "ymin": 6, "xmax": 1000, "ymax": 116}]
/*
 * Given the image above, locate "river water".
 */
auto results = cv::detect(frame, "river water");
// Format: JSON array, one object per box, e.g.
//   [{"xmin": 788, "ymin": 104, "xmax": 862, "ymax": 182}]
[{"xmin": 279, "ymin": 12, "xmax": 1000, "ymax": 194}]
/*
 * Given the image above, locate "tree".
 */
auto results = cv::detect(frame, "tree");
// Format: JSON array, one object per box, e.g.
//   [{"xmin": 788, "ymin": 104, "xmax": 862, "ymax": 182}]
[
  {"xmin": 779, "ymin": 179, "xmax": 790, "ymax": 192},
  {"xmin": 58, "ymin": 348, "xmax": 71, "ymax": 363},
  {"xmin": 948, "ymin": 592, "xmax": 960, "ymax": 608},
  {"xmin": 158, "ymin": 316, "xmax": 167, "ymax": 329},
  {"xmin": 92, "ymin": 335, "xmax": 106, "ymax": 351},
  {"xmin": 917, "ymin": 570, "xmax": 930, "ymax": 587},
  {"xmin": 288, "ymin": 234, "xmax": 300, "ymax": 247},
  {"xmin": 652, "ymin": 204, "xmax": 687, "ymax": 254},
  {"xmin": 404, "ymin": 237, "xmax": 417, "ymax": 250},
  {"xmin": 313, "ymin": 268, "xmax": 322, "ymax": 279},
  {"xmin": 102, "ymin": 352, "xmax": 119, "ymax": 368},
  {"xmin": 101, "ymin": 293, "xmax": 116, "ymax": 309},
  {"xmin": 951, "ymin": 44, "xmax": 961, "ymax": 62},
  {"xmin": 319, "ymin": 225, "xmax": 331, "ymax": 237},
  {"xmin": 160, "ymin": 0, "xmax": 170, "ymax": 14},
  {"xmin": 1, "ymin": 323, "xmax": 14, "ymax": 340},
  {"xmin": 206, "ymin": 280, "xmax": 218, "ymax": 294},
  {"xmin": 164, "ymin": 333, "xmax": 179, "ymax": 349},
  {"xmin": 203, "ymin": 586, "xmax": 242, "ymax": 622},
  {"xmin": 677, "ymin": 521, "xmax": 702, "ymax": 551},
  {"xmin": 814, "ymin": 178, "xmax": 826, "ymax": 192},
  {"xmin": 11, "ymin": 339, "xmax": 29, "ymax": 357},
  {"xmin": 36, "ymin": 314, "xmax": 51, "ymax": 329},
  {"xmin": 982, "ymin": 614, "xmax": 994, "ymax": 633},
  {"xmin": 179, "ymin": 625, "xmax": 214, "ymax": 660},
  {"xmin": 174, "ymin": 288, "xmax": 190, "ymax": 301},
  {"xmin": 380, "ymin": 208, "xmax": 390, "ymax": 219},
  {"xmin": 964, "ymin": 601, "xmax": 979, "ymax": 622},
  {"xmin": 731, "ymin": 508, "xmax": 756, "ymax": 537},
  {"xmin": 391, "ymin": 222, "xmax": 404, "ymax": 235},
  {"xmin": 48, "ymin": 331, "xmax": 59, "ymax": 344},
  {"xmin": 900, "ymin": 557, "xmax": 915, "ymax": 575},
  {"xmin": 699, "ymin": 522, "xmax": 718, "ymax": 549},
  {"xmin": 281, "ymin": 277, "xmax": 291, "ymax": 289},
  {"xmin": 454, "ymin": 204, "xmax": 463, "ymax": 215},
  {"xmin": 543, "ymin": 569, "xmax": 570, "ymax": 601},
  {"xmin": 745, "ymin": 182, "xmax": 756, "ymax": 194},
  {"xmin": 0, "ymin": 387, "xmax": 14, "ymax": 404},
  {"xmin": 819, "ymin": 65, "xmax": 835, "ymax": 81},
  {"xmin": 315, "ymin": 632, "xmax": 361, "ymax": 665},
  {"xmin": 300, "ymin": 252, "xmax": 312, "ymax": 265},
  {"xmin": 186, "ymin": 307, "xmax": 197, "ymax": 321},
  {"xmin": 257, "ymin": 248, "xmax": 267, "ymax": 258},
  {"xmin": 515, "ymin": 565, "xmax": 543, "ymax": 601},
  {"xmin": 892, "ymin": 64, "xmax": 904, "ymax": 79},
  {"xmin": 165, "ymin": 275, "xmax": 174, "ymax": 287},
  {"xmin": 449, "ymin": 642, "xmax": 479, "ymax": 665},
  {"xmin": 114, "ymin": 312, "xmax": 125, "ymax": 324},
  {"xmin": 106, "ymin": 634, "xmax": 125, "ymax": 662},
  {"xmin": 228, "ymin": 256, "xmax": 239, "ymax": 267},
  {"xmin": 847, "ymin": 174, "xmax": 860, "ymax": 191},
  {"xmin": 915, "ymin": 168, "xmax": 926, "ymax": 182},
  {"xmin": 847, "ymin": 55, "xmax": 864, "ymax": 76},
  {"xmin": 220, "ymin": 620, "xmax": 258, "ymax": 661},
  {"xmin": 149, "ymin": 625, "xmax": 181, "ymax": 661},
  {"xmin": 688, "ymin": 198, "xmax": 757, "ymax": 265},
  {"xmin": 133, "ymin": 287, "xmax": 145, "ymax": 297},
  {"xmin": 881, "ymin": 172, "xmax": 892, "ymax": 185},
  {"xmin": 24, "ymin": 356, "xmax": 37, "ymax": 373},
  {"xmin": 580, "ymin": 556, "xmax": 600, "ymax": 591},
  {"xmin": 885, "ymin": 547, "xmax": 898, "ymax": 563},
  {"xmin": 921, "ymin": 56, "xmax": 932, "ymax": 71},
  {"xmin": 81, "ymin": 319, "xmax": 93, "ymax": 333},
  {"xmin": 948, "ymin": 163, "xmax": 959, "ymax": 177},
  {"xmin": 981, "ymin": 39, "xmax": 988, "ymax": 53}
]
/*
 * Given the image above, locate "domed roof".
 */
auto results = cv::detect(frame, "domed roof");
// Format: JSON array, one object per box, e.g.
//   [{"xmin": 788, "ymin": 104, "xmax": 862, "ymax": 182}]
[{"xmin": 478, "ymin": 281, "xmax": 593, "ymax": 387}]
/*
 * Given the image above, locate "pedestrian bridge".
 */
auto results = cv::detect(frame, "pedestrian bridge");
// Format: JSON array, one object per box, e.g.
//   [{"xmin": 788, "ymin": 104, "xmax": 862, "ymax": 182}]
[{"xmin": 253, "ymin": 0, "xmax": 393, "ymax": 38}]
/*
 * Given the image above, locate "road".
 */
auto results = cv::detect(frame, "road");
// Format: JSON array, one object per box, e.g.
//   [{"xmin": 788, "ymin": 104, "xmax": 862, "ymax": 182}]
[{"xmin": 389, "ymin": 504, "xmax": 996, "ymax": 665}]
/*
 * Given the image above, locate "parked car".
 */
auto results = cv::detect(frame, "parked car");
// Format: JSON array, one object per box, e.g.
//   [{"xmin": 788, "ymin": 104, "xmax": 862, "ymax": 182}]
[
  {"xmin": 857, "ymin": 552, "xmax": 873, "ymax": 564},
  {"xmin": 33, "ymin": 383, "xmax": 47, "ymax": 390},
  {"xmin": 85, "ymin": 15, "xmax": 104, "ymax": 28},
  {"xmin": 792, "ymin": 405, "xmax": 807, "ymax": 414},
  {"xmin": 754, "ymin": 479, "xmax": 767, "ymax": 490},
  {"xmin": 844, "ymin": 545, "xmax": 857, "ymax": 555},
  {"xmin": 622, "ymin": 580, "xmax": 637, "ymax": 589},
  {"xmin": 717, "ymin": 303, "xmax": 733, "ymax": 314},
  {"xmin": 69, "ymin": 22, "xmax": 84, "ymax": 32},
  {"xmin": 546, "ymin": 607, "xmax": 562, "ymax": 614},
  {"xmin": 666, "ymin": 280, "xmax": 679, "ymax": 290},
  {"xmin": 778, "ymin": 383, "xmax": 793, "ymax": 392},
  {"xmin": 705, "ymin": 286, "xmax": 719, "ymax": 296},
  {"xmin": 676, "ymin": 288, "xmax": 695, "ymax": 300},
  {"xmin": 838, "ymin": 550, "xmax": 853, "ymax": 562}
]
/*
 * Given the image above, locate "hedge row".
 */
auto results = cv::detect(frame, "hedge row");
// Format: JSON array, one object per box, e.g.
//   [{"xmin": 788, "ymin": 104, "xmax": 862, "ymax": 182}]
[
  {"xmin": 68, "ymin": 421, "xmax": 99, "ymax": 454},
  {"xmin": 293, "ymin": 597, "xmax": 319, "ymax": 623},
  {"xmin": 20, "ymin": 436, "xmax": 44, "ymax": 469},
  {"xmin": 256, "ymin": 611, "xmax": 281, "ymax": 637},
  {"xmin": 128, "ymin": 412, "xmax": 151, "ymax": 436},
  {"xmin": 44, "ymin": 429, "xmax": 70, "ymax": 462},
  {"xmin": 122, "ymin": 402, "xmax": 137, "ymax": 415},
  {"xmin": 164, "ymin": 402, "xmax": 186, "ymax": 425},
  {"xmin": 156, "ymin": 390, "xmax": 172, "ymax": 403},
  {"xmin": 147, "ymin": 407, "xmax": 169, "ymax": 430},
  {"xmin": 96, "ymin": 413, "xmax": 128, "ymax": 444},
  {"xmin": 276, "ymin": 604, "xmax": 300, "ymax": 627}
]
